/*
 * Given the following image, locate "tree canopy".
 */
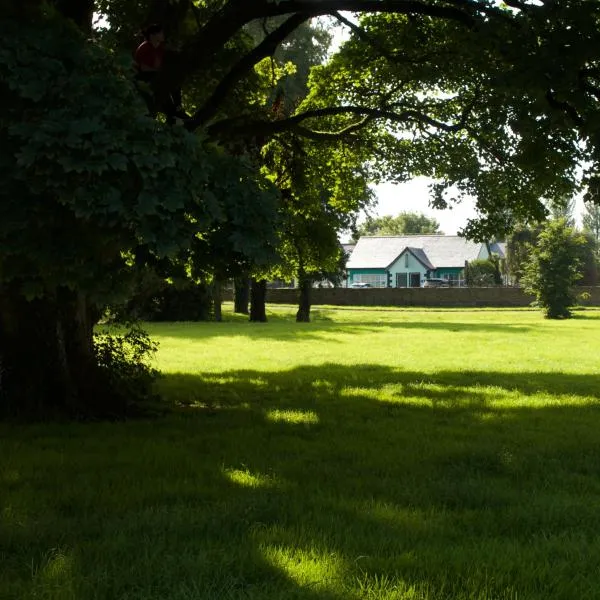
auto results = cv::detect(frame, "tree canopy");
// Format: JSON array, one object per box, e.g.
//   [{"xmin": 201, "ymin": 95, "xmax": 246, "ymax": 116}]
[
  {"xmin": 352, "ymin": 212, "xmax": 441, "ymax": 241},
  {"xmin": 50, "ymin": 0, "xmax": 600, "ymax": 238}
]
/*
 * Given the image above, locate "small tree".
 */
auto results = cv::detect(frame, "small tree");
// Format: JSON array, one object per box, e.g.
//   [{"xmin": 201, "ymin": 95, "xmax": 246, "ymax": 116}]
[{"xmin": 522, "ymin": 219, "xmax": 587, "ymax": 319}]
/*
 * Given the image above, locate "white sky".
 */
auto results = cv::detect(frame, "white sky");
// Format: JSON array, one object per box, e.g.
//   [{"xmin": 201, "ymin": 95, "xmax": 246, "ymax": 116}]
[{"xmin": 369, "ymin": 179, "xmax": 477, "ymax": 235}]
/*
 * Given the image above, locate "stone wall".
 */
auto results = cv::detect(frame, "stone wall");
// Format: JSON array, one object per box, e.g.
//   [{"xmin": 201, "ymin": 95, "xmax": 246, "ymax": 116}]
[{"xmin": 258, "ymin": 287, "xmax": 600, "ymax": 308}]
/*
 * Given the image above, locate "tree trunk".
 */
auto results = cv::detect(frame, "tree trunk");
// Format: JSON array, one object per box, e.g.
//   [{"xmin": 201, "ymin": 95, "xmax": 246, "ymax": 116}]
[
  {"xmin": 249, "ymin": 279, "xmax": 267, "ymax": 322},
  {"xmin": 54, "ymin": 0, "xmax": 94, "ymax": 32},
  {"xmin": 296, "ymin": 272, "xmax": 311, "ymax": 323},
  {"xmin": 234, "ymin": 277, "xmax": 250, "ymax": 314},
  {"xmin": 0, "ymin": 286, "xmax": 108, "ymax": 418},
  {"xmin": 212, "ymin": 280, "xmax": 223, "ymax": 322}
]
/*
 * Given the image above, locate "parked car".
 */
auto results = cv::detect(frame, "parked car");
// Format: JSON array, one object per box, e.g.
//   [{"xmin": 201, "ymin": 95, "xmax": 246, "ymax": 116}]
[
  {"xmin": 423, "ymin": 278, "xmax": 450, "ymax": 288},
  {"xmin": 350, "ymin": 282, "xmax": 371, "ymax": 288}
]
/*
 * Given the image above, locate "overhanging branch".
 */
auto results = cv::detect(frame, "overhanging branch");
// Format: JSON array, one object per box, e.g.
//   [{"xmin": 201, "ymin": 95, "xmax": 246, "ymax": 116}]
[
  {"xmin": 206, "ymin": 103, "xmax": 474, "ymax": 140},
  {"xmin": 181, "ymin": 0, "xmax": 479, "ymax": 84}
]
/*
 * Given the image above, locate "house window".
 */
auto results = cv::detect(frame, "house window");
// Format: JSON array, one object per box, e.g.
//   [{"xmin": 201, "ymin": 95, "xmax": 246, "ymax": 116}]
[
  {"xmin": 353, "ymin": 274, "xmax": 387, "ymax": 288},
  {"xmin": 409, "ymin": 272, "xmax": 421, "ymax": 288},
  {"xmin": 396, "ymin": 273, "xmax": 408, "ymax": 288},
  {"xmin": 405, "ymin": 253, "xmax": 409, "ymax": 267}
]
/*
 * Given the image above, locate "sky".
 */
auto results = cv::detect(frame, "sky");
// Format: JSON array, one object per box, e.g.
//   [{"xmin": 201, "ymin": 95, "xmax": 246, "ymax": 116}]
[
  {"xmin": 364, "ymin": 179, "xmax": 586, "ymax": 239},
  {"xmin": 369, "ymin": 179, "xmax": 477, "ymax": 235}
]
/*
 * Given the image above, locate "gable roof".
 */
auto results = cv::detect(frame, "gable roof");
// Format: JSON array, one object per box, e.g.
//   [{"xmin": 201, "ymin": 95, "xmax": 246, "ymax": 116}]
[
  {"xmin": 347, "ymin": 235, "xmax": 485, "ymax": 270},
  {"xmin": 489, "ymin": 241, "xmax": 506, "ymax": 259},
  {"xmin": 403, "ymin": 247, "xmax": 435, "ymax": 270},
  {"xmin": 341, "ymin": 243, "xmax": 356, "ymax": 258}
]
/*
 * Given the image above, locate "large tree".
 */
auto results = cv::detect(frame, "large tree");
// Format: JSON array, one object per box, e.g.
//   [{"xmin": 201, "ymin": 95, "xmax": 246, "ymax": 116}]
[
  {"xmin": 352, "ymin": 212, "xmax": 441, "ymax": 241},
  {"xmin": 3, "ymin": 0, "xmax": 600, "ymax": 415}
]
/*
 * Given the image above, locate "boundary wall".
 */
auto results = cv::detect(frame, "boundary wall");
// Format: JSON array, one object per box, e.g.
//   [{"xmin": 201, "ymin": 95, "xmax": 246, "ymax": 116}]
[{"xmin": 251, "ymin": 287, "xmax": 600, "ymax": 308}]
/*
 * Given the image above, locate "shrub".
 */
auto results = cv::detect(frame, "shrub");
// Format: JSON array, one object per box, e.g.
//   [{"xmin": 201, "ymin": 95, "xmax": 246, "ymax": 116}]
[
  {"xmin": 522, "ymin": 218, "xmax": 587, "ymax": 319},
  {"xmin": 465, "ymin": 258, "xmax": 502, "ymax": 286},
  {"xmin": 93, "ymin": 327, "xmax": 159, "ymax": 414}
]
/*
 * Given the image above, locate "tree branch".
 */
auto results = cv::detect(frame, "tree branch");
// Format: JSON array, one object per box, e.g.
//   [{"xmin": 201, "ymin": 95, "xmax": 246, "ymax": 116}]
[
  {"xmin": 545, "ymin": 89, "xmax": 585, "ymax": 128},
  {"xmin": 186, "ymin": 13, "xmax": 311, "ymax": 130},
  {"xmin": 181, "ymin": 0, "xmax": 479, "ymax": 81},
  {"xmin": 206, "ymin": 103, "xmax": 473, "ymax": 141},
  {"xmin": 332, "ymin": 11, "xmax": 399, "ymax": 64}
]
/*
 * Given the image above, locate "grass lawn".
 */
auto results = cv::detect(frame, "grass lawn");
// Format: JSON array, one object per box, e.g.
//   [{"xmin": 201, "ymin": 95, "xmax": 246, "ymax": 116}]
[{"xmin": 2, "ymin": 305, "xmax": 600, "ymax": 599}]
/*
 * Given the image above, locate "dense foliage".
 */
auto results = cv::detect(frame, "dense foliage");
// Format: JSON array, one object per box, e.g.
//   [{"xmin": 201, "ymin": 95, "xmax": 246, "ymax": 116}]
[
  {"xmin": 464, "ymin": 257, "xmax": 502, "ymax": 287},
  {"xmin": 0, "ymin": 7, "xmax": 278, "ymax": 416},
  {"xmin": 522, "ymin": 219, "xmax": 587, "ymax": 319}
]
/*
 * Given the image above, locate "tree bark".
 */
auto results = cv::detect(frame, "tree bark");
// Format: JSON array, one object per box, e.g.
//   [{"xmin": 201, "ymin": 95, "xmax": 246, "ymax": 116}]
[
  {"xmin": 0, "ymin": 286, "xmax": 108, "ymax": 418},
  {"xmin": 212, "ymin": 280, "xmax": 223, "ymax": 322},
  {"xmin": 53, "ymin": 0, "xmax": 94, "ymax": 32},
  {"xmin": 234, "ymin": 277, "xmax": 250, "ymax": 314},
  {"xmin": 249, "ymin": 279, "xmax": 267, "ymax": 322},
  {"xmin": 296, "ymin": 272, "xmax": 311, "ymax": 322}
]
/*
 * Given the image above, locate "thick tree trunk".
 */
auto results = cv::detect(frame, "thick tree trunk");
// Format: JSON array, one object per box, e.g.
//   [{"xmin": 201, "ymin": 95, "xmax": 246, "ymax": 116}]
[
  {"xmin": 249, "ymin": 279, "xmax": 267, "ymax": 322},
  {"xmin": 54, "ymin": 0, "xmax": 94, "ymax": 32},
  {"xmin": 234, "ymin": 277, "xmax": 250, "ymax": 314},
  {"xmin": 296, "ymin": 273, "xmax": 311, "ymax": 323},
  {"xmin": 212, "ymin": 280, "xmax": 223, "ymax": 322},
  {"xmin": 0, "ymin": 286, "xmax": 108, "ymax": 418}
]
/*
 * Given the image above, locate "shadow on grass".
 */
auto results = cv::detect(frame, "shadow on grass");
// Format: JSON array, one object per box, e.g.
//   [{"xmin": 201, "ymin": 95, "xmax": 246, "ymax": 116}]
[
  {"xmin": 161, "ymin": 363, "xmax": 600, "ymax": 407},
  {"xmin": 147, "ymin": 319, "xmax": 535, "ymax": 344},
  {"xmin": 3, "ymin": 363, "xmax": 600, "ymax": 599}
]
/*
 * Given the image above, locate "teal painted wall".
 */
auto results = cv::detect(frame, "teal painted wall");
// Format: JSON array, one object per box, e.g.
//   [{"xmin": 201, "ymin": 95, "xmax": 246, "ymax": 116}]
[
  {"xmin": 433, "ymin": 267, "xmax": 464, "ymax": 278},
  {"xmin": 348, "ymin": 268, "xmax": 386, "ymax": 281},
  {"xmin": 348, "ymin": 268, "xmax": 388, "ymax": 287}
]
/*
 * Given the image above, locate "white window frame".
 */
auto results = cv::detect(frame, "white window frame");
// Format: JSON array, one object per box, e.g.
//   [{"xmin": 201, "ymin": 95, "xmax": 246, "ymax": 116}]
[{"xmin": 354, "ymin": 273, "xmax": 388, "ymax": 288}]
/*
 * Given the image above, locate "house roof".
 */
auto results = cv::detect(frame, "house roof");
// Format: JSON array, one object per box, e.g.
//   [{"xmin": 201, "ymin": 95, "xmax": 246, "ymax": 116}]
[
  {"xmin": 341, "ymin": 243, "xmax": 356, "ymax": 258},
  {"xmin": 489, "ymin": 241, "xmax": 506, "ymax": 258},
  {"xmin": 347, "ymin": 235, "xmax": 486, "ymax": 270},
  {"xmin": 405, "ymin": 247, "xmax": 435, "ymax": 270}
]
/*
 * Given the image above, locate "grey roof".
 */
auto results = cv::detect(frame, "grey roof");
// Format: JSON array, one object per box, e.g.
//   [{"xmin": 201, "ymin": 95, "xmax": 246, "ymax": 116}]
[
  {"xmin": 406, "ymin": 247, "xmax": 435, "ymax": 270},
  {"xmin": 489, "ymin": 241, "xmax": 506, "ymax": 258},
  {"xmin": 347, "ymin": 235, "xmax": 485, "ymax": 270},
  {"xmin": 341, "ymin": 243, "xmax": 356, "ymax": 257}
]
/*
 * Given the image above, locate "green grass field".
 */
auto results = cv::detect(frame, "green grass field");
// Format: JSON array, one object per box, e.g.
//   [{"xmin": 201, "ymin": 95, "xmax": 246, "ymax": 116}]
[{"xmin": 2, "ymin": 305, "xmax": 600, "ymax": 600}]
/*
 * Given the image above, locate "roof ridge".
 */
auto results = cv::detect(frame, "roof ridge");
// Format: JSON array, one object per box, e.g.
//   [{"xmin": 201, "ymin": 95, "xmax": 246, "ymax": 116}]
[{"xmin": 361, "ymin": 234, "xmax": 463, "ymax": 238}]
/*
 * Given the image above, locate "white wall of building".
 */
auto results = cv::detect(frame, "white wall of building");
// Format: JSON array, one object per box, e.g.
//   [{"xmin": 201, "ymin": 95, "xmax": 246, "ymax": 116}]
[
  {"xmin": 388, "ymin": 251, "xmax": 429, "ymax": 287},
  {"xmin": 477, "ymin": 244, "xmax": 490, "ymax": 260}
]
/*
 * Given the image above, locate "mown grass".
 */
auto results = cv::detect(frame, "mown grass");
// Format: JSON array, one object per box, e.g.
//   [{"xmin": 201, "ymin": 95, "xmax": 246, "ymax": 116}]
[{"xmin": 2, "ymin": 305, "xmax": 600, "ymax": 599}]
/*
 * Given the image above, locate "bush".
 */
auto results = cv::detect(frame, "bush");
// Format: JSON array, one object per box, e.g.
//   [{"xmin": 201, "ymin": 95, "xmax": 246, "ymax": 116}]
[
  {"xmin": 93, "ymin": 327, "xmax": 159, "ymax": 414},
  {"xmin": 465, "ymin": 258, "xmax": 502, "ymax": 286},
  {"xmin": 522, "ymin": 218, "xmax": 587, "ymax": 319}
]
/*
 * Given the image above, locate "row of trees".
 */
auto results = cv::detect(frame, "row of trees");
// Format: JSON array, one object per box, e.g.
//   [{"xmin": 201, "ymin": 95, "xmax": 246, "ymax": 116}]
[{"xmin": 3, "ymin": 0, "xmax": 600, "ymax": 416}]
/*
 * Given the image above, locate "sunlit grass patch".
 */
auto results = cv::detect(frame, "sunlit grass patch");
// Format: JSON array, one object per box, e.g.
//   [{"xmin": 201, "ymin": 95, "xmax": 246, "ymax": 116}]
[
  {"xmin": 223, "ymin": 467, "xmax": 282, "ymax": 489},
  {"xmin": 261, "ymin": 543, "xmax": 348, "ymax": 592},
  {"xmin": 266, "ymin": 409, "xmax": 320, "ymax": 425}
]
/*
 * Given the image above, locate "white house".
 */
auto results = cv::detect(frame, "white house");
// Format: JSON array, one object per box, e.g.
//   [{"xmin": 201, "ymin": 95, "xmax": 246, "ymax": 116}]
[{"xmin": 346, "ymin": 235, "xmax": 505, "ymax": 288}]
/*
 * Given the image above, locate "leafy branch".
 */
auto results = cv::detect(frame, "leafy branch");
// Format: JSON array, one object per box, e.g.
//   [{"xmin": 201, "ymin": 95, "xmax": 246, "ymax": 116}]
[{"xmin": 207, "ymin": 101, "xmax": 476, "ymax": 140}]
